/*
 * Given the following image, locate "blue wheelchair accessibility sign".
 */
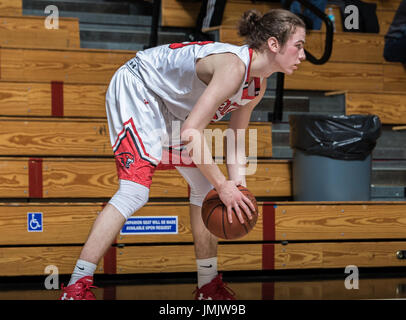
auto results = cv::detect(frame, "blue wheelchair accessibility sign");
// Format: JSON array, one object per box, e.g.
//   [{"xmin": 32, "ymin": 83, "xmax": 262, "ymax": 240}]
[{"xmin": 27, "ymin": 212, "xmax": 43, "ymax": 232}]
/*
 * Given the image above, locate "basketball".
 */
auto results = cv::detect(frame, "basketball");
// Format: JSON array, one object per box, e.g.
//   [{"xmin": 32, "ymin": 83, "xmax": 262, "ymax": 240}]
[{"xmin": 201, "ymin": 185, "xmax": 258, "ymax": 240}]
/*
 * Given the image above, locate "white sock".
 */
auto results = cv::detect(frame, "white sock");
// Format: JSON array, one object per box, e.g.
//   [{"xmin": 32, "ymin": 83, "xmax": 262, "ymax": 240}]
[
  {"xmin": 68, "ymin": 259, "xmax": 97, "ymax": 286},
  {"xmin": 197, "ymin": 257, "xmax": 218, "ymax": 288}
]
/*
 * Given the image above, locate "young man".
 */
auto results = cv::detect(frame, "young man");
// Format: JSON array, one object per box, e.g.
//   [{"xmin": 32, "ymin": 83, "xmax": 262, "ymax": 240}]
[{"xmin": 60, "ymin": 9, "xmax": 306, "ymax": 300}]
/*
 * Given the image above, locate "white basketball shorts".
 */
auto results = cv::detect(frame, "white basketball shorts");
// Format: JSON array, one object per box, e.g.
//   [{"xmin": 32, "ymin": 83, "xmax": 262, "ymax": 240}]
[{"xmin": 105, "ymin": 64, "xmax": 195, "ymax": 189}]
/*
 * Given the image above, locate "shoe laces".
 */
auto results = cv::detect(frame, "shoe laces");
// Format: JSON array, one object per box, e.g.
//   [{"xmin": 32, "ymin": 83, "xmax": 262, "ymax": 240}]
[
  {"xmin": 193, "ymin": 275, "xmax": 236, "ymax": 300},
  {"xmin": 214, "ymin": 278, "xmax": 235, "ymax": 299},
  {"xmin": 61, "ymin": 280, "xmax": 97, "ymax": 299}
]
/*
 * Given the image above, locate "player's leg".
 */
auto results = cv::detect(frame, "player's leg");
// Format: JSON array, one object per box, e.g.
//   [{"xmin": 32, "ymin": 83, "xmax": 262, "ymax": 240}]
[
  {"xmin": 61, "ymin": 180, "xmax": 150, "ymax": 300},
  {"xmin": 71, "ymin": 180, "xmax": 150, "ymax": 276},
  {"xmin": 176, "ymin": 166, "xmax": 235, "ymax": 300},
  {"xmin": 60, "ymin": 64, "xmax": 164, "ymax": 300}
]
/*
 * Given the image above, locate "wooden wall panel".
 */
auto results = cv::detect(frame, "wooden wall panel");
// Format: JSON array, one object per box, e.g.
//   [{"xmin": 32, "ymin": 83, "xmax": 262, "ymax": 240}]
[
  {"xmin": 64, "ymin": 84, "xmax": 107, "ymax": 117},
  {"xmin": 274, "ymin": 242, "xmax": 406, "ymax": 269},
  {"xmin": 285, "ymin": 61, "xmax": 383, "ymax": 91},
  {"xmin": 0, "ymin": 246, "xmax": 103, "ymax": 276},
  {"xmin": 0, "ymin": 16, "xmax": 80, "ymax": 48},
  {"xmin": 206, "ymin": 122, "xmax": 272, "ymax": 158},
  {"xmin": 0, "ymin": 203, "xmax": 100, "ymax": 245},
  {"xmin": 346, "ymin": 92, "xmax": 406, "ymax": 124},
  {"xmin": 274, "ymin": 203, "xmax": 406, "ymax": 240},
  {"xmin": 383, "ymin": 63, "xmax": 406, "ymax": 92},
  {"xmin": 0, "ymin": 0, "xmax": 22, "ymax": 16},
  {"xmin": 0, "ymin": 158, "xmax": 291, "ymax": 199},
  {"xmin": 42, "ymin": 158, "xmax": 118, "ymax": 198},
  {"xmin": 0, "ymin": 82, "xmax": 108, "ymax": 118},
  {"xmin": 0, "ymin": 118, "xmax": 111, "ymax": 156},
  {"xmin": 0, "ymin": 158, "xmax": 28, "ymax": 197},
  {"xmin": 42, "ymin": 159, "xmax": 188, "ymax": 198},
  {"xmin": 116, "ymin": 244, "xmax": 262, "ymax": 274},
  {"xmin": 0, "ymin": 82, "xmax": 51, "ymax": 116},
  {"xmin": 243, "ymin": 161, "xmax": 291, "ymax": 197},
  {"xmin": 0, "ymin": 119, "xmax": 271, "ymax": 157},
  {"xmin": 0, "ymin": 47, "xmax": 135, "ymax": 84}
]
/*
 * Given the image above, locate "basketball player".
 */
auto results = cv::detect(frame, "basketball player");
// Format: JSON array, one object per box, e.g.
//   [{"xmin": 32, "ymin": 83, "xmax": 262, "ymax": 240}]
[{"xmin": 60, "ymin": 9, "xmax": 306, "ymax": 300}]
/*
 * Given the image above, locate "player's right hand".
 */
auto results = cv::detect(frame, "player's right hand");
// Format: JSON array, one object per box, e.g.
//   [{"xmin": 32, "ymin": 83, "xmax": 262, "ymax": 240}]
[{"xmin": 217, "ymin": 180, "xmax": 255, "ymax": 224}]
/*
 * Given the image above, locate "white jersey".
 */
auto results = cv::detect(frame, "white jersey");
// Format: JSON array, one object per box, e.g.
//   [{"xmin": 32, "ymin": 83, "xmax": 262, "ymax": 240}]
[{"xmin": 125, "ymin": 41, "xmax": 262, "ymax": 122}]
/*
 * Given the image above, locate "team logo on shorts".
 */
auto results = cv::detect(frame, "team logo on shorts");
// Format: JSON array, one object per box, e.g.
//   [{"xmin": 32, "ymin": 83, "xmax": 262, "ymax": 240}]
[{"xmin": 116, "ymin": 152, "xmax": 135, "ymax": 169}]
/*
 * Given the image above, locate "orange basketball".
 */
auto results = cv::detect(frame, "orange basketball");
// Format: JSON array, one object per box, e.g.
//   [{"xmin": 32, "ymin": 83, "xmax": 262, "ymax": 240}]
[{"xmin": 201, "ymin": 185, "xmax": 258, "ymax": 240}]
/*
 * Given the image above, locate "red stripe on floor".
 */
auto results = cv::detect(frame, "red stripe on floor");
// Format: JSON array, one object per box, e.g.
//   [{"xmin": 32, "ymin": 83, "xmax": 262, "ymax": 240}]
[
  {"xmin": 103, "ymin": 286, "xmax": 116, "ymax": 300},
  {"xmin": 262, "ymin": 282, "xmax": 275, "ymax": 300}
]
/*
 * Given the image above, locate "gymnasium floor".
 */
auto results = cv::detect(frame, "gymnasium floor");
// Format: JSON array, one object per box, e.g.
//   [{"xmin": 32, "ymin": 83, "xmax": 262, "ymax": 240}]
[{"xmin": 1, "ymin": 269, "xmax": 406, "ymax": 300}]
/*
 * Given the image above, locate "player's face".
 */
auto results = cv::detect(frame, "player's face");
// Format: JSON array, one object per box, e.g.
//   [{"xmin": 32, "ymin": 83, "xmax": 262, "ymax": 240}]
[{"xmin": 274, "ymin": 27, "xmax": 306, "ymax": 75}]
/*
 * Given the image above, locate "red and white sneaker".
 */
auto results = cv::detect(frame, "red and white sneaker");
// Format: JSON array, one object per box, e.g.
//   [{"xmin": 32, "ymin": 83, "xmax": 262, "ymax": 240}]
[
  {"xmin": 59, "ymin": 276, "xmax": 97, "ymax": 300},
  {"xmin": 194, "ymin": 274, "xmax": 236, "ymax": 300}
]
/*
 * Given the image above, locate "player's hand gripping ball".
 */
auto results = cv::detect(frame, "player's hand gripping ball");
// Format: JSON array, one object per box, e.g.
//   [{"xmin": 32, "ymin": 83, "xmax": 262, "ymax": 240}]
[{"xmin": 201, "ymin": 185, "xmax": 258, "ymax": 240}]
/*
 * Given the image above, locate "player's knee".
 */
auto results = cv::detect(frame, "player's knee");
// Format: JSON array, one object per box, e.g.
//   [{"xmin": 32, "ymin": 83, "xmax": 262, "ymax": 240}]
[
  {"xmin": 189, "ymin": 180, "xmax": 213, "ymax": 207},
  {"xmin": 108, "ymin": 180, "xmax": 149, "ymax": 220}
]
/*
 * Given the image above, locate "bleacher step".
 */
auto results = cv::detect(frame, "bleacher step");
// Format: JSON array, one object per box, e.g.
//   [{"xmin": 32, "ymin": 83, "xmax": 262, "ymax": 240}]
[
  {"xmin": 23, "ymin": 9, "xmax": 153, "ymax": 26},
  {"xmin": 80, "ymin": 25, "xmax": 187, "ymax": 50},
  {"xmin": 23, "ymin": 0, "xmax": 151, "ymax": 15}
]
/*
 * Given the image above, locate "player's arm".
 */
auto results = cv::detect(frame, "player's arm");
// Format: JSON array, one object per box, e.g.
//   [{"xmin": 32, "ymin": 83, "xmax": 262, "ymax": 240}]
[
  {"xmin": 227, "ymin": 78, "xmax": 267, "ymax": 186},
  {"xmin": 180, "ymin": 53, "xmax": 254, "ymax": 224}
]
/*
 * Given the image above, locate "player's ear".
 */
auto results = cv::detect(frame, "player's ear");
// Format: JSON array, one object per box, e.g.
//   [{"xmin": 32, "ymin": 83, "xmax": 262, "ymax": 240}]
[{"xmin": 267, "ymin": 37, "xmax": 280, "ymax": 53}]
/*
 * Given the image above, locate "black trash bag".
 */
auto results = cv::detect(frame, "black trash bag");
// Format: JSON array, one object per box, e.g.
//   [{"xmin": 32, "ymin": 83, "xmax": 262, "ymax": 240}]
[{"xmin": 289, "ymin": 114, "xmax": 382, "ymax": 160}]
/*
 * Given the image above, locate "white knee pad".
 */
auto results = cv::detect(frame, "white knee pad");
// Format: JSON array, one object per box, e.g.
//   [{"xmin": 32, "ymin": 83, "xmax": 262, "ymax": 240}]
[
  {"xmin": 108, "ymin": 180, "xmax": 149, "ymax": 220},
  {"xmin": 176, "ymin": 167, "xmax": 213, "ymax": 207}
]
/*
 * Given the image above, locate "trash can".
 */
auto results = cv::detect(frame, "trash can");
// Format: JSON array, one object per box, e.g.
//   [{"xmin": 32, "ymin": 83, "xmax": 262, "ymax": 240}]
[{"xmin": 289, "ymin": 114, "xmax": 382, "ymax": 201}]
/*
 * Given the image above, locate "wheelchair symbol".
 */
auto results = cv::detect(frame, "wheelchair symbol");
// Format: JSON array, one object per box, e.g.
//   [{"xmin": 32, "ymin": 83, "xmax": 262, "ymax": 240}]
[{"xmin": 28, "ymin": 213, "xmax": 43, "ymax": 232}]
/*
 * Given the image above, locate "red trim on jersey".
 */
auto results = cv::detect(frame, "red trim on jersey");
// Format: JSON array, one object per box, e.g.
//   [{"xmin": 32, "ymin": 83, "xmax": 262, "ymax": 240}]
[
  {"xmin": 169, "ymin": 41, "xmax": 214, "ymax": 49},
  {"xmin": 242, "ymin": 48, "xmax": 261, "ymax": 100}
]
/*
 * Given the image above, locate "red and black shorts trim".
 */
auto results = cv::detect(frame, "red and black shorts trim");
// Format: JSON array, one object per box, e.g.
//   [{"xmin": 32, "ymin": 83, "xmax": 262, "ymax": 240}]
[{"xmin": 112, "ymin": 118, "xmax": 159, "ymax": 189}]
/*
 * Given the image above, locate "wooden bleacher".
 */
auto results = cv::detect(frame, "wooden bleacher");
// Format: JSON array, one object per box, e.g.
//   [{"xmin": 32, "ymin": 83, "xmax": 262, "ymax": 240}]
[
  {"xmin": 0, "ymin": 0, "xmax": 22, "ymax": 16},
  {"xmin": 346, "ymin": 91, "xmax": 406, "ymax": 124},
  {"xmin": 0, "ymin": 46, "xmax": 135, "ymax": 84},
  {"xmin": 0, "ymin": 0, "xmax": 405, "ymax": 278},
  {"xmin": 161, "ymin": 0, "xmax": 280, "ymax": 28},
  {"xmin": 2, "ymin": 200, "xmax": 406, "ymax": 275},
  {"xmin": 0, "ymin": 16, "xmax": 80, "ymax": 49}
]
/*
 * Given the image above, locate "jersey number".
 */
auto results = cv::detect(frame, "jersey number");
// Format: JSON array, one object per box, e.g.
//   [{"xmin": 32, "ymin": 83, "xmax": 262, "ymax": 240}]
[{"xmin": 169, "ymin": 41, "xmax": 214, "ymax": 49}]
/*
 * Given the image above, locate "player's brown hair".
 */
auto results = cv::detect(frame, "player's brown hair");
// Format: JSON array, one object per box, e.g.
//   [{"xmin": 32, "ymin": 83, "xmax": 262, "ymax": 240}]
[{"xmin": 238, "ymin": 9, "xmax": 306, "ymax": 51}]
